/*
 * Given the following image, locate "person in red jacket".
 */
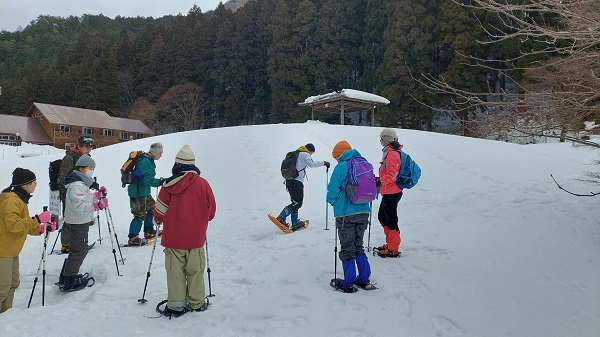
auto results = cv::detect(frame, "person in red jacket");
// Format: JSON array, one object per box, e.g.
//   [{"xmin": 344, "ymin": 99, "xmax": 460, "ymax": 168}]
[
  {"xmin": 154, "ymin": 144, "xmax": 216, "ymax": 316},
  {"xmin": 375, "ymin": 128, "xmax": 403, "ymax": 258}
]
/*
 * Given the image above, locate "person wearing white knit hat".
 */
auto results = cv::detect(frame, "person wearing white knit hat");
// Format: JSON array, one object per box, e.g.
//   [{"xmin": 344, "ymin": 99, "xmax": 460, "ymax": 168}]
[
  {"xmin": 154, "ymin": 144, "xmax": 216, "ymax": 315},
  {"xmin": 174, "ymin": 144, "xmax": 195, "ymax": 165}
]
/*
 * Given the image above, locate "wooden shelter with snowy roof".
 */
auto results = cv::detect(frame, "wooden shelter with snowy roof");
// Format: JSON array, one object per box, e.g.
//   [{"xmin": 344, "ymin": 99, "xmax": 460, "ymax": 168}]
[{"xmin": 298, "ymin": 89, "xmax": 390, "ymax": 126}]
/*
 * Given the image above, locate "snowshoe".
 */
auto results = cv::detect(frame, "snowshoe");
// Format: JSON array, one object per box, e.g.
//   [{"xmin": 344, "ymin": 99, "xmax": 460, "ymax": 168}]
[
  {"xmin": 291, "ymin": 220, "xmax": 309, "ymax": 232},
  {"xmin": 60, "ymin": 274, "xmax": 95, "ymax": 292},
  {"xmin": 156, "ymin": 300, "xmax": 190, "ymax": 319},
  {"xmin": 121, "ymin": 235, "xmax": 152, "ymax": 247},
  {"xmin": 374, "ymin": 247, "xmax": 401, "ymax": 258},
  {"xmin": 355, "ymin": 280, "xmax": 378, "ymax": 290},
  {"xmin": 144, "ymin": 228, "xmax": 162, "ymax": 239},
  {"xmin": 268, "ymin": 214, "xmax": 292, "ymax": 233},
  {"xmin": 191, "ymin": 301, "xmax": 209, "ymax": 312},
  {"xmin": 330, "ymin": 278, "xmax": 358, "ymax": 293}
]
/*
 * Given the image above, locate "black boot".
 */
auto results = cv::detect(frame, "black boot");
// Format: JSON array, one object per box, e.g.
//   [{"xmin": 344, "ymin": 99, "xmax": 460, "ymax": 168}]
[
  {"xmin": 60, "ymin": 275, "xmax": 78, "ymax": 292},
  {"xmin": 60, "ymin": 274, "xmax": 94, "ymax": 292},
  {"xmin": 58, "ymin": 258, "xmax": 67, "ymax": 285}
]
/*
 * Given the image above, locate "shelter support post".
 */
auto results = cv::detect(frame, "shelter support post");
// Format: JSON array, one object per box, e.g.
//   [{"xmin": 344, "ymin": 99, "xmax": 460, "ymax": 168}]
[
  {"xmin": 340, "ymin": 99, "xmax": 345, "ymax": 125},
  {"xmin": 371, "ymin": 107, "xmax": 375, "ymax": 127}
]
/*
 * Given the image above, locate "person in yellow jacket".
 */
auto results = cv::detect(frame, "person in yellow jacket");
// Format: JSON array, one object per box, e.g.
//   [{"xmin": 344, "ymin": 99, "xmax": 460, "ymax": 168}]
[{"xmin": 0, "ymin": 168, "xmax": 49, "ymax": 314}]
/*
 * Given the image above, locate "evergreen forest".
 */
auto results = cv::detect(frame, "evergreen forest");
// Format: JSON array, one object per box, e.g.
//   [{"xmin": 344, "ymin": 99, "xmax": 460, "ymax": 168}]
[{"xmin": 0, "ymin": 0, "xmax": 545, "ymax": 134}]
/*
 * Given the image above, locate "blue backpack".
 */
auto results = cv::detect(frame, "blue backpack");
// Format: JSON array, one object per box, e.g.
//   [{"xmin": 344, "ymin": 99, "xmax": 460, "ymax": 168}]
[
  {"xmin": 345, "ymin": 156, "xmax": 377, "ymax": 204},
  {"xmin": 395, "ymin": 150, "xmax": 421, "ymax": 189}
]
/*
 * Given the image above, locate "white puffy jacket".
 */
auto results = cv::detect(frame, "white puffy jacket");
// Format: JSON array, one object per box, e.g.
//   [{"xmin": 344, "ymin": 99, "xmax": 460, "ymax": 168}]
[{"xmin": 64, "ymin": 176, "xmax": 94, "ymax": 225}]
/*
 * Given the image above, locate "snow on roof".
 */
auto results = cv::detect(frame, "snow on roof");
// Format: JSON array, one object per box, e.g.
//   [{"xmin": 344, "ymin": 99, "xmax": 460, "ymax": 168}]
[{"xmin": 302, "ymin": 89, "xmax": 390, "ymax": 105}]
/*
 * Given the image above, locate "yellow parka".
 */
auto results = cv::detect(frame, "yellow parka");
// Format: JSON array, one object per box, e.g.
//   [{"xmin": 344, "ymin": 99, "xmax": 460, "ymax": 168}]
[{"xmin": 0, "ymin": 192, "xmax": 40, "ymax": 257}]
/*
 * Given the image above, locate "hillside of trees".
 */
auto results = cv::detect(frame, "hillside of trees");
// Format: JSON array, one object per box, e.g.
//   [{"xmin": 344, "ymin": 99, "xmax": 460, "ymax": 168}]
[{"xmin": 0, "ymin": 0, "xmax": 580, "ymax": 136}]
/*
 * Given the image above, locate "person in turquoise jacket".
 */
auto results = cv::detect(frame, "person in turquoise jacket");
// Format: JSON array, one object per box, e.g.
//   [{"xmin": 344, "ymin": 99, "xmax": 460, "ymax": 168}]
[
  {"xmin": 127, "ymin": 143, "xmax": 165, "ymax": 245},
  {"xmin": 326, "ymin": 140, "xmax": 373, "ymax": 293}
]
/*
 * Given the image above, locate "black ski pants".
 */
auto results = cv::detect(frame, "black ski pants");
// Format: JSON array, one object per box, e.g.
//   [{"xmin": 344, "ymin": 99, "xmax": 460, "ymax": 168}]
[
  {"xmin": 377, "ymin": 192, "xmax": 403, "ymax": 230},
  {"xmin": 285, "ymin": 179, "xmax": 304, "ymax": 212}
]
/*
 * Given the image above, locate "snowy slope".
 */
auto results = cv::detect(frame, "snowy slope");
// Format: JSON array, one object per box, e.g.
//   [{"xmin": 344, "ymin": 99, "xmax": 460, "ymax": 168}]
[{"xmin": 0, "ymin": 122, "xmax": 598, "ymax": 337}]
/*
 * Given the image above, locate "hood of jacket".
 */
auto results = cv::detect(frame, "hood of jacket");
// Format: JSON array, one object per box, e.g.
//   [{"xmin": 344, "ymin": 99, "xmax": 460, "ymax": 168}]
[
  {"xmin": 0, "ymin": 191, "xmax": 19, "ymax": 204},
  {"xmin": 64, "ymin": 170, "xmax": 93, "ymax": 187},
  {"xmin": 297, "ymin": 145, "xmax": 311, "ymax": 153},
  {"xmin": 67, "ymin": 146, "xmax": 81, "ymax": 156},
  {"xmin": 163, "ymin": 171, "xmax": 199, "ymax": 195},
  {"xmin": 339, "ymin": 148, "xmax": 362, "ymax": 162}
]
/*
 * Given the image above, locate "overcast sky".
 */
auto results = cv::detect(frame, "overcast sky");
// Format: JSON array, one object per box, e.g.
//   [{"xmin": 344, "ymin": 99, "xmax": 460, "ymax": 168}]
[{"xmin": 0, "ymin": 0, "xmax": 225, "ymax": 32}]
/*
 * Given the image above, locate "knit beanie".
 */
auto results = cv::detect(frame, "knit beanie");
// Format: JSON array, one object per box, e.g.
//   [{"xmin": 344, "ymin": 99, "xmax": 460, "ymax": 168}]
[
  {"xmin": 75, "ymin": 154, "xmax": 96, "ymax": 168},
  {"xmin": 149, "ymin": 142, "xmax": 164, "ymax": 155},
  {"xmin": 332, "ymin": 140, "xmax": 352, "ymax": 159},
  {"xmin": 11, "ymin": 167, "xmax": 36, "ymax": 187},
  {"xmin": 175, "ymin": 144, "xmax": 195, "ymax": 165},
  {"xmin": 305, "ymin": 143, "xmax": 315, "ymax": 152},
  {"xmin": 380, "ymin": 128, "xmax": 398, "ymax": 144}
]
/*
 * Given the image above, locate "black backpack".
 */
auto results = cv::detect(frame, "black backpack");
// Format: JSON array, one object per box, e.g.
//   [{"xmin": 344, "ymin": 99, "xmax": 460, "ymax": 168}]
[
  {"xmin": 281, "ymin": 150, "xmax": 300, "ymax": 179},
  {"xmin": 49, "ymin": 159, "xmax": 62, "ymax": 191}
]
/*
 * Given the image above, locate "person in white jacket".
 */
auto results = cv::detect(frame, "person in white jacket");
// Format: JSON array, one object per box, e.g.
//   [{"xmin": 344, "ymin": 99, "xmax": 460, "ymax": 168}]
[
  {"xmin": 58, "ymin": 154, "xmax": 96, "ymax": 292},
  {"xmin": 276, "ymin": 143, "xmax": 329, "ymax": 231}
]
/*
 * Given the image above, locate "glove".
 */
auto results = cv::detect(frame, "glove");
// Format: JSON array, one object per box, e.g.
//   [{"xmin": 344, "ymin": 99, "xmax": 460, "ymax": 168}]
[
  {"xmin": 98, "ymin": 196, "xmax": 109, "ymax": 210},
  {"xmin": 99, "ymin": 186, "xmax": 107, "ymax": 197},
  {"xmin": 92, "ymin": 202, "xmax": 100, "ymax": 211},
  {"xmin": 375, "ymin": 177, "xmax": 381, "ymax": 188},
  {"xmin": 324, "ymin": 161, "xmax": 330, "ymax": 169},
  {"xmin": 90, "ymin": 181, "xmax": 100, "ymax": 191},
  {"xmin": 36, "ymin": 210, "xmax": 51, "ymax": 224},
  {"xmin": 37, "ymin": 222, "xmax": 57, "ymax": 234},
  {"xmin": 47, "ymin": 222, "xmax": 57, "ymax": 232}
]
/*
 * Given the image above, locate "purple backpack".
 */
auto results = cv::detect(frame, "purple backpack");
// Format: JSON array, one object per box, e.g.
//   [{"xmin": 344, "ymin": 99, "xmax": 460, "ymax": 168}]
[{"xmin": 345, "ymin": 156, "xmax": 377, "ymax": 204}]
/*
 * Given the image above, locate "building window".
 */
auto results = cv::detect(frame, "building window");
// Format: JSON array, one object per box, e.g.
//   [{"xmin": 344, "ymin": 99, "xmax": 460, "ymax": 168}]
[
  {"xmin": 82, "ymin": 127, "xmax": 92, "ymax": 135},
  {"xmin": 32, "ymin": 113, "xmax": 43, "ymax": 118},
  {"xmin": 103, "ymin": 129, "xmax": 113, "ymax": 136},
  {"xmin": 59, "ymin": 125, "xmax": 71, "ymax": 132},
  {"xmin": 120, "ymin": 131, "xmax": 128, "ymax": 140},
  {"xmin": 136, "ymin": 133, "xmax": 144, "ymax": 139}
]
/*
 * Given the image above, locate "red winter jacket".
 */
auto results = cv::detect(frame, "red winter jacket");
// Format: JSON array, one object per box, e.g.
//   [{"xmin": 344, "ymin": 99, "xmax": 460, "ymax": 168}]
[
  {"xmin": 379, "ymin": 145, "xmax": 403, "ymax": 195},
  {"xmin": 154, "ymin": 171, "xmax": 216, "ymax": 249}
]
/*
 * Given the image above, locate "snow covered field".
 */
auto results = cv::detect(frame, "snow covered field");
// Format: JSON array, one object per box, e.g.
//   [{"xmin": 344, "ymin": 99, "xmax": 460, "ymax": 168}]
[{"xmin": 0, "ymin": 122, "xmax": 598, "ymax": 337}]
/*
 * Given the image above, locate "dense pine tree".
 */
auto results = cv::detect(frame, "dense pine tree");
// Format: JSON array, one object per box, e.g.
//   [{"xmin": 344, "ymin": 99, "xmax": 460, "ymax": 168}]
[{"xmin": 0, "ymin": 1, "xmax": 527, "ymax": 135}]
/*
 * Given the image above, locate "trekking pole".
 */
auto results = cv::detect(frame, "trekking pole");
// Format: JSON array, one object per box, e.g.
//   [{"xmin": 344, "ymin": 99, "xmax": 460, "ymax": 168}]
[
  {"xmin": 95, "ymin": 207, "xmax": 102, "ymax": 245},
  {"xmin": 106, "ymin": 206, "xmax": 125, "ymax": 264},
  {"xmin": 102, "ymin": 203, "xmax": 121, "ymax": 276},
  {"xmin": 49, "ymin": 227, "xmax": 61, "ymax": 254},
  {"xmin": 325, "ymin": 167, "xmax": 330, "ymax": 230},
  {"xmin": 333, "ymin": 220, "xmax": 338, "ymax": 289},
  {"xmin": 205, "ymin": 237, "xmax": 215, "ymax": 301},
  {"xmin": 366, "ymin": 201, "xmax": 373, "ymax": 252},
  {"xmin": 94, "ymin": 178, "xmax": 101, "ymax": 245},
  {"xmin": 138, "ymin": 222, "xmax": 161, "ymax": 304},
  {"xmin": 28, "ymin": 220, "xmax": 50, "ymax": 308}
]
